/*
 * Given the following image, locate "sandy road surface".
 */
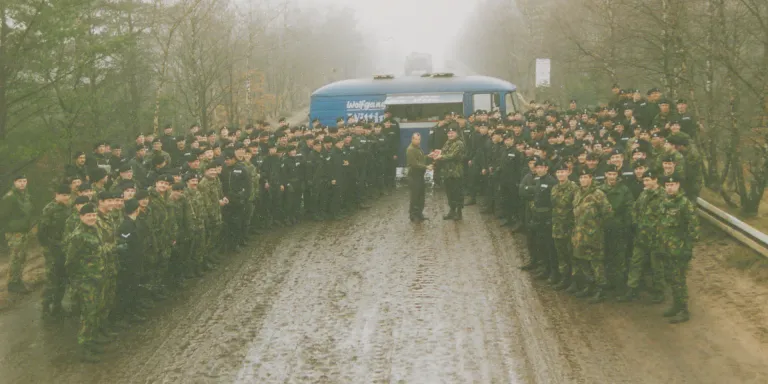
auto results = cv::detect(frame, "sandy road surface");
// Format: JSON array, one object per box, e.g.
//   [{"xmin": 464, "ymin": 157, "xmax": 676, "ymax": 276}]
[{"xmin": 1, "ymin": 189, "xmax": 768, "ymax": 384}]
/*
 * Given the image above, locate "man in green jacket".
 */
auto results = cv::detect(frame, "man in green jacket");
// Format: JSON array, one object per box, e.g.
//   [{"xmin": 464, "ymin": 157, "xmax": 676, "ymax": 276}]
[
  {"xmin": 600, "ymin": 164, "xmax": 634, "ymax": 293},
  {"xmin": 37, "ymin": 184, "xmax": 73, "ymax": 315},
  {"xmin": 434, "ymin": 127, "xmax": 466, "ymax": 220},
  {"xmin": 407, "ymin": 133, "xmax": 430, "ymax": 222},
  {"xmin": 1, "ymin": 175, "xmax": 34, "ymax": 293}
]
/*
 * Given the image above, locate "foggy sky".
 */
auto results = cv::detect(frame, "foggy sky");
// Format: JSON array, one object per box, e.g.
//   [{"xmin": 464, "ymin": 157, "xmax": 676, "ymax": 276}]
[{"xmin": 297, "ymin": 0, "xmax": 476, "ymax": 73}]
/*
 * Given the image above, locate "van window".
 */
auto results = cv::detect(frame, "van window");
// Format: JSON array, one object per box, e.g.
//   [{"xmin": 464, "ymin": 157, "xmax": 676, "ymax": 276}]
[
  {"xmin": 388, "ymin": 103, "xmax": 463, "ymax": 123},
  {"xmin": 472, "ymin": 93, "xmax": 492, "ymax": 112},
  {"xmin": 505, "ymin": 92, "xmax": 518, "ymax": 113}
]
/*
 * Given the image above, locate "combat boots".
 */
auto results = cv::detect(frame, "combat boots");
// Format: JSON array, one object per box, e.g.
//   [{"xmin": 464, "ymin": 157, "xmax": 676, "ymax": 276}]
[
  {"xmin": 574, "ymin": 285, "xmax": 592, "ymax": 298},
  {"xmin": 669, "ymin": 306, "xmax": 690, "ymax": 324},
  {"xmin": 443, "ymin": 208, "xmax": 456, "ymax": 220},
  {"xmin": 616, "ymin": 287, "xmax": 639, "ymax": 302},
  {"xmin": 454, "ymin": 208, "xmax": 463, "ymax": 221}
]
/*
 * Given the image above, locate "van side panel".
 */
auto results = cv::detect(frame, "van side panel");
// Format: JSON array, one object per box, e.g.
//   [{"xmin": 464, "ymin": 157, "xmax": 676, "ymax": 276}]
[{"xmin": 310, "ymin": 95, "xmax": 387, "ymax": 127}]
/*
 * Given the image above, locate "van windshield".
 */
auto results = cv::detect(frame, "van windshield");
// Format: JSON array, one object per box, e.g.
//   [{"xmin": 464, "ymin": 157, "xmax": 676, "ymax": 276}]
[{"xmin": 387, "ymin": 103, "xmax": 463, "ymax": 123}]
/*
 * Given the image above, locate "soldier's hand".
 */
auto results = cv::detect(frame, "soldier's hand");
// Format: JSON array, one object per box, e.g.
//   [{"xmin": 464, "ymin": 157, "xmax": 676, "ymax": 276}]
[
  {"xmin": 482, "ymin": 169, "xmax": 487, "ymax": 175},
  {"xmin": 265, "ymin": 182, "xmax": 270, "ymax": 190},
  {"xmin": 393, "ymin": 155, "xmax": 397, "ymax": 160},
  {"xmin": 468, "ymin": 160, "xmax": 472, "ymax": 166},
  {"xmin": 280, "ymin": 185, "xmax": 285, "ymax": 191},
  {"xmin": 332, "ymin": 180, "xmax": 336, "ymax": 185}
]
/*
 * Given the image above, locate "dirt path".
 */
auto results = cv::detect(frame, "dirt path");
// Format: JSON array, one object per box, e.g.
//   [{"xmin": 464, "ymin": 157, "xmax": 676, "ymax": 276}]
[{"xmin": 1, "ymin": 189, "xmax": 768, "ymax": 384}]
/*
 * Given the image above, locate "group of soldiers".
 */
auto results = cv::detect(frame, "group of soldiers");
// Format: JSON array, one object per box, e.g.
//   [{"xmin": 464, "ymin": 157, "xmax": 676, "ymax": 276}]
[
  {"xmin": 416, "ymin": 85, "xmax": 701, "ymax": 324},
  {"xmin": 1, "ymin": 116, "xmax": 403, "ymax": 362}
]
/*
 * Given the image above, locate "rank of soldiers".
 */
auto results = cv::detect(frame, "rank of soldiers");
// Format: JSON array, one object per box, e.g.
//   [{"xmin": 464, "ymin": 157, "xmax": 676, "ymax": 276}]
[
  {"xmin": 1, "ymin": 117, "xmax": 401, "ymax": 362},
  {"xmin": 425, "ymin": 87, "xmax": 701, "ymax": 327}
]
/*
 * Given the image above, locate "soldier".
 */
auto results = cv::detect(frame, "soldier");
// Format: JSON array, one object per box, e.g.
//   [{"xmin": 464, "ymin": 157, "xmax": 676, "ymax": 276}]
[
  {"xmin": 65, "ymin": 203, "xmax": 106, "ymax": 362},
  {"xmin": 498, "ymin": 134, "xmax": 524, "ymax": 230},
  {"xmin": 330, "ymin": 137, "xmax": 349, "ymax": 219},
  {"xmin": 551, "ymin": 163, "xmax": 579, "ymax": 289},
  {"xmin": 37, "ymin": 184, "xmax": 72, "ymax": 315},
  {"xmin": 600, "ymin": 164, "xmax": 634, "ymax": 293},
  {"xmin": 1, "ymin": 175, "xmax": 34, "ymax": 293},
  {"xmin": 659, "ymin": 174, "xmax": 699, "ymax": 323},
  {"xmin": 220, "ymin": 149, "xmax": 250, "ymax": 250},
  {"xmin": 198, "ymin": 163, "xmax": 224, "ymax": 268},
  {"xmin": 570, "ymin": 169, "xmax": 613, "ymax": 303},
  {"xmin": 466, "ymin": 123, "xmax": 490, "ymax": 206},
  {"xmin": 115, "ymin": 198, "xmax": 146, "ymax": 325},
  {"xmin": 618, "ymin": 170, "xmax": 666, "ymax": 303},
  {"xmin": 148, "ymin": 175, "xmax": 174, "ymax": 299},
  {"xmin": 281, "ymin": 144, "xmax": 301, "ymax": 225},
  {"xmin": 167, "ymin": 183, "xmax": 187, "ymax": 288},
  {"xmin": 406, "ymin": 132, "xmax": 430, "ymax": 222},
  {"xmin": 66, "ymin": 152, "xmax": 90, "ymax": 182},
  {"xmin": 529, "ymin": 158, "xmax": 558, "ymax": 282},
  {"xmin": 669, "ymin": 135, "xmax": 703, "ymax": 201},
  {"xmin": 434, "ymin": 127, "xmax": 466, "ymax": 220}
]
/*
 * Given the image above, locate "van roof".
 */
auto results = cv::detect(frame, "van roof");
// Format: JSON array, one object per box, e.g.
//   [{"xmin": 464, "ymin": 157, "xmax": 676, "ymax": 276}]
[{"xmin": 312, "ymin": 75, "xmax": 517, "ymax": 97}]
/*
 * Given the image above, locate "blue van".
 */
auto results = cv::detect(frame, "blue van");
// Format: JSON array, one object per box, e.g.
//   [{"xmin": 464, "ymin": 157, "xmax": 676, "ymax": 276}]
[{"xmin": 309, "ymin": 73, "xmax": 518, "ymax": 166}]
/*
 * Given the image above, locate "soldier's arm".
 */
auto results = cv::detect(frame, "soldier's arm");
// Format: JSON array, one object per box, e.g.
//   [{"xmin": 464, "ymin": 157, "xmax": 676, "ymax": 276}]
[{"xmin": 685, "ymin": 199, "xmax": 700, "ymax": 242}]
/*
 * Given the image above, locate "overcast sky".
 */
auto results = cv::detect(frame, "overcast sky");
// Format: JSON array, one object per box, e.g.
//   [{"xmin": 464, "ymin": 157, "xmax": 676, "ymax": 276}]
[{"xmin": 296, "ymin": 0, "xmax": 477, "ymax": 73}]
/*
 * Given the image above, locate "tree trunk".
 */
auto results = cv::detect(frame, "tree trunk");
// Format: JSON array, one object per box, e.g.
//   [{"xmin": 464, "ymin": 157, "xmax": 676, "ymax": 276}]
[{"xmin": 0, "ymin": 5, "xmax": 8, "ymax": 140}]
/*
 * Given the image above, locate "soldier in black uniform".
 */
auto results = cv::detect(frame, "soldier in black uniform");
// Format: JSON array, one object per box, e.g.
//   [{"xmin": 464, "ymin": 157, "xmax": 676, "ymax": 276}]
[
  {"xmin": 499, "ymin": 134, "xmax": 524, "ymax": 229},
  {"xmin": 281, "ymin": 144, "xmax": 301, "ymax": 225},
  {"xmin": 529, "ymin": 158, "xmax": 558, "ymax": 280},
  {"xmin": 220, "ymin": 149, "xmax": 250, "ymax": 251},
  {"xmin": 115, "ymin": 198, "xmax": 146, "ymax": 324}
]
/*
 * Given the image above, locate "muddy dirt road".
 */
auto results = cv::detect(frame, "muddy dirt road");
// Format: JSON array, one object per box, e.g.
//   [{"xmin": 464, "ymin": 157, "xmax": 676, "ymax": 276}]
[{"xmin": 2, "ymin": 190, "xmax": 768, "ymax": 384}]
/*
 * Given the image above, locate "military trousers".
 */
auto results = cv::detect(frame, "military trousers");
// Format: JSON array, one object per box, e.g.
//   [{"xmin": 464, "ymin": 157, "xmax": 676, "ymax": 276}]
[
  {"xmin": 74, "ymin": 278, "xmax": 107, "ymax": 346},
  {"xmin": 242, "ymin": 198, "xmax": 254, "ymax": 234},
  {"xmin": 604, "ymin": 227, "xmax": 630, "ymax": 289},
  {"xmin": 5, "ymin": 232, "xmax": 29, "ymax": 284},
  {"xmin": 42, "ymin": 247, "xmax": 68, "ymax": 311},
  {"xmin": 223, "ymin": 203, "xmax": 244, "ymax": 247},
  {"xmin": 553, "ymin": 237, "xmax": 573, "ymax": 277},
  {"xmin": 500, "ymin": 181, "xmax": 520, "ymax": 221},
  {"xmin": 533, "ymin": 221, "xmax": 556, "ymax": 274},
  {"xmin": 663, "ymin": 248, "xmax": 692, "ymax": 306},
  {"xmin": 409, "ymin": 169, "xmax": 426, "ymax": 219},
  {"xmin": 572, "ymin": 244, "xmax": 607, "ymax": 286},
  {"xmin": 385, "ymin": 157, "xmax": 397, "ymax": 188},
  {"xmin": 444, "ymin": 177, "xmax": 464, "ymax": 210},
  {"xmin": 627, "ymin": 239, "xmax": 665, "ymax": 293}
]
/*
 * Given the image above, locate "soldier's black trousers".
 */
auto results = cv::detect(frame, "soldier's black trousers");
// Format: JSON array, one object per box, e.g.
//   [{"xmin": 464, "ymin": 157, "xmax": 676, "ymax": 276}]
[
  {"xmin": 444, "ymin": 177, "xmax": 464, "ymax": 210},
  {"xmin": 223, "ymin": 203, "xmax": 244, "ymax": 246},
  {"xmin": 385, "ymin": 157, "xmax": 397, "ymax": 188},
  {"xmin": 533, "ymin": 222, "xmax": 557, "ymax": 274},
  {"xmin": 409, "ymin": 169, "xmax": 426, "ymax": 218},
  {"xmin": 500, "ymin": 181, "xmax": 519, "ymax": 220}
]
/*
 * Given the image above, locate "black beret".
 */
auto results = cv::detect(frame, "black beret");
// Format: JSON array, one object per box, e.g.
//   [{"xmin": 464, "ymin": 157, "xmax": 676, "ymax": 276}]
[
  {"xmin": 98, "ymin": 191, "xmax": 111, "ymax": 201},
  {"xmin": 204, "ymin": 161, "xmax": 218, "ymax": 170},
  {"xmin": 658, "ymin": 98, "xmax": 671, "ymax": 105},
  {"xmin": 604, "ymin": 164, "xmax": 620, "ymax": 173},
  {"xmin": 171, "ymin": 183, "xmax": 185, "ymax": 191},
  {"xmin": 234, "ymin": 142, "xmax": 246, "ymax": 150},
  {"xmin": 135, "ymin": 190, "xmax": 149, "ymax": 200},
  {"xmin": 118, "ymin": 181, "xmax": 137, "ymax": 191},
  {"xmin": 586, "ymin": 152, "xmax": 601, "ymax": 161},
  {"xmin": 73, "ymin": 151, "xmax": 85, "ymax": 159},
  {"xmin": 184, "ymin": 153, "xmax": 197, "ymax": 162},
  {"xmin": 152, "ymin": 155, "xmax": 166, "ymax": 166},
  {"xmin": 183, "ymin": 173, "xmax": 200, "ymax": 182},
  {"xmin": 152, "ymin": 138, "xmax": 162, "ymax": 144},
  {"xmin": 13, "ymin": 174, "xmax": 26, "ymax": 181},
  {"xmin": 56, "ymin": 184, "xmax": 71, "ymax": 195},
  {"xmin": 79, "ymin": 203, "xmax": 97, "ymax": 215},
  {"xmin": 90, "ymin": 168, "xmax": 108, "ymax": 181},
  {"xmin": 676, "ymin": 98, "xmax": 687, "ymax": 104},
  {"xmin": 124, "ymin": 198, "xmax": 140, "ymax": 214},
  {"xmin": 662, "ymin": 173, "xmax": 683, "ymax": 184},
  {"xmin": 633, "ymin": 160, "xmax": 648, "ymax": 168},
  {"xmin": 534, "ymin": 158, "xmax": 549, "ymax": 167},
  {"xmin": 78, "ymin": 183, "xmax": 92, "ymax": 192},
  {"xmin": 447, "ymin": 127, "xmax": 459, "ymax": 133},
  {"xmin": 112, "ymin": 144, "xmax": 121, "ymax": 150},
  {"xmin": 74, "ymin": 196, "xmax": 90, "ymax": 205},
  {"xmin": 643, "ymin": 170, "xmax": 658, "ymax": 179},
  {"xmin": 223, "ymin": 149, "xmax": 237, "ymax": 159},
  {"xmin": 647, "ymin": 87, "xmax": 661, "ymax": 95},
  {"xmin": 555, "ymin": 162, "xmax": 570, "ymax": 171},
  {"xmin": 157, "ymin": 175, "xmax": 175, "ymax": 184},
  {"xmin": 119, "ymin": 163, "xmax": 133, "ymax": 173},
  {"xmin": 579, "ymin": 168, "xmax": 594, "ymax": 176},
  {"xmin": 667, "ymin": 135, "xmax": 689, "ymax": 146},
  {"xmin": 610, "ymin": 148, "xmax": 623, "ymax": 156},
  {"xmin": 661, "ymin": 154, "xmax": 678, "ymax": 163}
]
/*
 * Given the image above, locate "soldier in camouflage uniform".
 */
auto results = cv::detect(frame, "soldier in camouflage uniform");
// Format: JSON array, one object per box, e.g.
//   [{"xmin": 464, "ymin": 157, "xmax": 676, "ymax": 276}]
[
  {"xmin": 95, "ymin": 192, "xmax": 120, "ymax": 332},
  {"xmin": 669, "ymin": 135, "xmax": 703, "ymax": 201},
  {"xmin": 618, "ymin": 170, "xmax": 665, "ymax": 302},
  {"xmin": 551, "ymin": 163, "xmax": 579, "ymax": 290},
  {"xmin": 182, "ymin": 173, "xmax": 206, "ymax": 277},
  {"xmin": 198, "ymin": 163, "xmax": 224, "ymax": 267},
  {"xmin": 659, "ymin": 173, "xmax": 699, "ymax": 323},
  {"xmin": 37, "ymin": 185, "xmax": 72, "ymax": 316},
  {"xmin": 435, "ymin": 127, "xmax": 466, "ymax": 220},
  {"xmin": 167, "ymin": 183, "xmax": 187, "ymax": 287},
  {"xmin": 600, "ymin": 164, "xmax": 634, "ymax": 293},
  {"xmin": 1, "ymin": 175, "xmax": 34, "ymax": 293},
  {"xmin": 148, "ymin": 175, "xmax": 175, "ymax": 298},
  {"xmin": 570, "ymin": 169, "xmax": 613, "ymax": 303},
  {"xmin": 65, "ymin": 203, "xmax": 106, "ymax": 362}
]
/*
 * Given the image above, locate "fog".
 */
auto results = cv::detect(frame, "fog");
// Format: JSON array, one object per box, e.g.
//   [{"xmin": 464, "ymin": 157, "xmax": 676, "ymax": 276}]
[{"xmin": 295, "ymin": 0, "xmax": 476, "ymax": 74}]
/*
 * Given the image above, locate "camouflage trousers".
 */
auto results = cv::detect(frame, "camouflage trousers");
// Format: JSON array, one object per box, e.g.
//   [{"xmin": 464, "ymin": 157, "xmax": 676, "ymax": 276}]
[
  {"xmin": 73, "ymin": 279, "xmax": 107, "ymax": 345},
  {"xmin": 42, "ymin": 247, "xmax": 68, "ymax": 311},
  {"xmin": 572, "ymin": 245, "xmax": 607, "ymax": 286},
  {"xmin": 663, "ymin": 249, "xmax": 692, "ymax": 307},
  {"xmin": 553, "ymin": 237, "xmax": 573, "ymax": 277},
  {"xmin": 626, "ymin": 239, "xmax": 665, "ymax": 293},
  {"xmin": 5, "ymin": 232, "xmax": 29, "ymax": 284},
  {"xmin": 604, "ymin": 227, "xmax": 629, "ymax": 289}
]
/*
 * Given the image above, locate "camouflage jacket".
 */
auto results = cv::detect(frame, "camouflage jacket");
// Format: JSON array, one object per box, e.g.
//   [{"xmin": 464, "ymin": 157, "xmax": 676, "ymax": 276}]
[
  {"xmin": 572, "ymin": 185, "xmax": 613, "ymax": 252},
  {"xmin": 600, "ymin": 182, "xmax": 633, "ymax": 229},
  {"xmin": 149, "ymin": 189, "xmax": 175, "ymax": 249},
  {"xmin": 681, "ymin": 147, "xmax": 703, "ymax": 199},
  {"xmin": 38, "ymin": 200, "xmax": 71, "ymax": 248},
  {"xmin": 184, "ymin": 188, "xmax": 206, "ymax": 232},
  {"xmin": 632, "ymin": 187, "xmax": 663, "ymax": 245},
  {"xmin": 168, "ymin": 195, "xmax": 187, "ymax": 242},
  {"xmin": 65, "ymin": 223, "xmax": 106, "ymax": 283},
  {"xmin": 198, "ymin": 177, "xmax": 223, "ymax": 224},
  {"xmin": 0, "ymin": 188, "xmax": 33, "ymax": 233},
  {"xmin": 658, "ymin": 193, "xmax": 699, "ymax": 256},
  {"xmin": 242, "ymin": 161, "xmax": 261, "ymax": 202},
  {"xmin": 551, "ymin": 180, "xmax": 578, "ymax": 239},
  {"xmin": 654, "ymin": 149, "xmax": 686, "ymax": 179},
  {"xmin": 438, "ymin": 138, "xmax": 466, "ymax": 179}
]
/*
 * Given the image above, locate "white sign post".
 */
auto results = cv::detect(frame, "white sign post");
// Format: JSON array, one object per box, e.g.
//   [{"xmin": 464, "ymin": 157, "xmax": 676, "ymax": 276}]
[{"xmin": 535, "ymin": 58, "xmax": 551, "ymax": 87}]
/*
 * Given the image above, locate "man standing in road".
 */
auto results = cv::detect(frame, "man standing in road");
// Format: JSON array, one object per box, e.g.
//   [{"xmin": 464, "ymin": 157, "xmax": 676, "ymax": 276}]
[
  {"xmin": 406, "ymin": 133, "xmax": 430, "ymax": 222},
  {"xmin": 1, "ymin": 175, "xmax": 34, "ymax": 293},
  {"xmin": 433, "ymin": 127, "xmax": 466, "ymax": 220}
]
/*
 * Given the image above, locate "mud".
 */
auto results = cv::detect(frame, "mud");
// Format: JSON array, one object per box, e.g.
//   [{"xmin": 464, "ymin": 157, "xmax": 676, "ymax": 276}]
[{"xmin": 2, "ymin": 189, "xmax": 768, "ymax": 384}]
